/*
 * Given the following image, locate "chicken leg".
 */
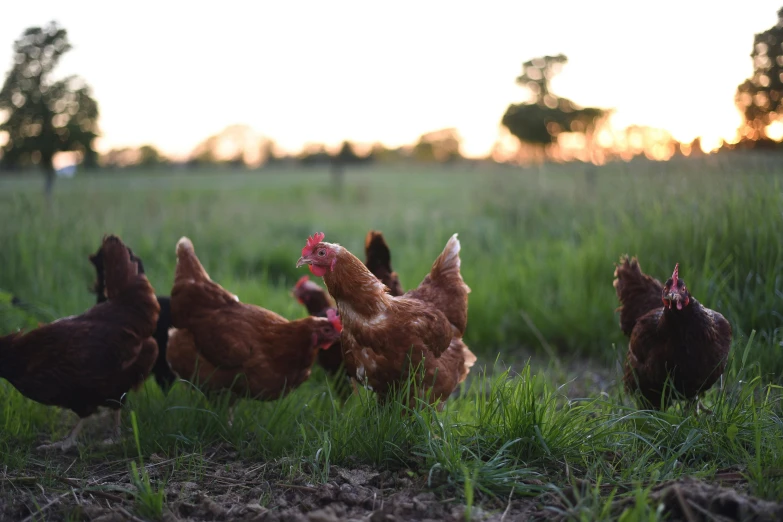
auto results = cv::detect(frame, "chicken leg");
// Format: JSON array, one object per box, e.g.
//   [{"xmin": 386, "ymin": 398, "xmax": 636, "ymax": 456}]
[
  {"xmin": 101, "ymin": 409, "xmax": 123, "ymax": 446},
  {"xmin": 686, "ymin": 398, "xmax": 714, "ymax": 416},
  {"xmin": 37, "ymin": 419, "xmax": 85, "ymax": 452}
]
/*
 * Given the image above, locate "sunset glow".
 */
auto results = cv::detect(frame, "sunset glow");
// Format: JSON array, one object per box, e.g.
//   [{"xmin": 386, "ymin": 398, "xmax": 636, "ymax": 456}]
[{"xmin": 1, "ymin": 1, "xmax": 780, "ymax": 159}]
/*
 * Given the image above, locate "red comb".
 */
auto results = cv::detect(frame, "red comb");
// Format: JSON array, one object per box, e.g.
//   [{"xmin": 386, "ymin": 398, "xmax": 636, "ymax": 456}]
[
  {"xmin": 302, "ymin": 232, "xmax": 325, "ymax": 257},
  {"xmin": 671, "ymin": 263, "xmax": 679, "ymax": 286},
  {"xmin": 294, "ymin": 275, "xmax": 310, "ymax": 290},
  {"xmin": 326, "ymin": 308, "xmax": 342, "ymax": 333}
]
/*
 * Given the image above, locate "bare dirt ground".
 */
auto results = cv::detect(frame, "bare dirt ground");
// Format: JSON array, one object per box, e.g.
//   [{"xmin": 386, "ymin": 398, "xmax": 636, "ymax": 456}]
[
  {"xmin": 2, "ymin": 357, "xmax": 781, "ymax": 521},
  {"xmin": 2, "ymin": 445, "xmax": 783, "ymax": 522}
]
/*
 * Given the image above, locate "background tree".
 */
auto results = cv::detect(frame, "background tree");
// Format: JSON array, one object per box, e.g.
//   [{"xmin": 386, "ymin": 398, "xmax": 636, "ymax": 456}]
[
  {"xmin": 412, "ymin": 128, "xmax": 462, "ymax": 163},
  {"xmin": 0, "ymin": 22, "xmax": 99, "ymax": 197},
  {"xmin": 188, "ymin": 124, "xmax": 267, "ymax": 168},
  {"xmin": 138, "ymin": 144, "xmax": 166, "ymax": 168},
  {"xmin": 735, "ymin": 7, "xmax": 783, "ymax": 143},
  {"xmin": 101, "ymin": 147, "xmax": 137, "ymax": 168},
  {"xmin": 502, "ymin": 54, "xmax": 607, "ymax": 160}
]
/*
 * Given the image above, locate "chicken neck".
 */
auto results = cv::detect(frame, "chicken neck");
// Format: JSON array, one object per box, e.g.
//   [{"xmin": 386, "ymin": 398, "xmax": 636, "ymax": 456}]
[
  {"xmin": 322, "ymin": 250, "xmax": 390, "ymax": 317},
  {"xmin": 660, "ymin": 298, "xmax": 703, "ymax": 332}
]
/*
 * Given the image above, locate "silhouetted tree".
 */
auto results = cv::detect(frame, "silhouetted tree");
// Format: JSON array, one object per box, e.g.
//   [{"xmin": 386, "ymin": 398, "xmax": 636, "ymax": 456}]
[
  {"xmin": 413, "ymin": 128, "xmax": 462, "ymax": 162},
  {"xmin": 261, "ymin": 140, "xmax": 280, "ymax": 166},
  {"xmin": 138, "ymin": 145, "xmax": 166, "ymax": 167},
  {"xmin": 502, "ymin": 54, "xmax": 607, "ymax": 159},
  {"xmin": 298, "ymin": 143, "xmax": 331, "ymax": 166},
  {"xmin": 735, "ymin": 7, "xmax": 783, "ymax": 143},
  {"xmin": 329, "ymin": 140, "xmax": 371, "ymax": 186},
  {"xmin": 101, "ymin": 147, "xmax": 136, "ymax": 168},
  {"xmin": 0, "ymin": 22, "xmax": 99, "ymax": 198},
  {"xmin": 189, "ymin": 125, "xmax": 268, "ymax": 168},
  {"xmin": 189, "ymin": 135, "xmax": 219, "ymax": 167}
]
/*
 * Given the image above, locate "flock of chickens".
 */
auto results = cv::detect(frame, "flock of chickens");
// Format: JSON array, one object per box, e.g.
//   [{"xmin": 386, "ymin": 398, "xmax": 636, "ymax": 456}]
[{"xmin": 0, "ymin": 231, "xmax": 732, "ymax": 451}]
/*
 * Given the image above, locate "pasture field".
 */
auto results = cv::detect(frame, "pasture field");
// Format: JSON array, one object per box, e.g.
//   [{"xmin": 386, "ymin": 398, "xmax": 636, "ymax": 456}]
[{"xmin": 0, "ymin": 156, "xmax": 781, "ymax": 521}]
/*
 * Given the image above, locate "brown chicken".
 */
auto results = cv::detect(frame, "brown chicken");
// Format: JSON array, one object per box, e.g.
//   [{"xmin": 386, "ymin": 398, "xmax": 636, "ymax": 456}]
[
  {"xmin": 291, "ymin": 230, "xmax": 405, "ymax": 378},
  {"xmin": 167, "ymin": 237, "xmax": 342, "ymax": 405},
  {"xmin": 0, "ymin": 235, "xmax": 160, "ymax": 451},
  {"xmin": 90, "ymin": 243, "xmax": 177, "ymax": 392},
  {"xmin": 614, "ymin": 256, "xmax": 732, "ymax": 411},
  {"xmin": 296, "ymin": 232, "xmax": 476, "ymax": 407}
]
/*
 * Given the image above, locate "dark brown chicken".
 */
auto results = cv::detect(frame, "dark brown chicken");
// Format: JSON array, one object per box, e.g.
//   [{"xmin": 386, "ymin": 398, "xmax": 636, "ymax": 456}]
[
  {"xmin": 167, "ymin": 237, "xmax": 342, "ymax": 404},
  {"xmin": 614, "ymin": 256, "xmax": 732, "ymax": 411},
  {"xmin": 291, "ymin": 230, "xmax": 405, "ymax": 378},
  {"xmin": 90, "ymin": 243, "xmax": 176, "ymax": 392},
  {"xmin": 0, "ymin": 235, "xmax": 160, "ymax": 451},
  {"xmin": 364, "ymin": 230, "xmax": 404, "ymax": 297},
  {"xmin": 292, "ymin": 275, "xmax": 344, "ymax": 377}
]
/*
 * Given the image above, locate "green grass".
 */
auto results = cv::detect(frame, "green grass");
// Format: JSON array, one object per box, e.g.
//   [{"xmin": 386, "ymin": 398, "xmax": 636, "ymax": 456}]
[{"xmin": 0, "ymin": 157, "xmax": 782, "ymax": 519}]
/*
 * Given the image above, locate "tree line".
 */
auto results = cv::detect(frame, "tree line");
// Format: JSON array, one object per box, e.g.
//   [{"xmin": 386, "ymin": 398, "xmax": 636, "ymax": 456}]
[{"xmin": 3, "ymin": 7, "xmax": 783, "ymax": 194}]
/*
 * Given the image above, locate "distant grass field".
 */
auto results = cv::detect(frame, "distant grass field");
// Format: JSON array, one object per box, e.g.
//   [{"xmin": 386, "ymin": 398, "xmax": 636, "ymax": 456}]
[
  {"xmin": 0, "ymin": 156, "xmax": 782, "ymax": 520},
  {"xmin": 1, "ymin": 157, "xmax": 781, "ymax": 370}
]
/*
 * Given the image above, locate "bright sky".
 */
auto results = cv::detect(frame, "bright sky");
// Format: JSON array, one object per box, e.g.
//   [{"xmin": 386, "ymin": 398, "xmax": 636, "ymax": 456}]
[{"xmin": 1, "ymin": 1, "xmax": 780, "ymax": 158}]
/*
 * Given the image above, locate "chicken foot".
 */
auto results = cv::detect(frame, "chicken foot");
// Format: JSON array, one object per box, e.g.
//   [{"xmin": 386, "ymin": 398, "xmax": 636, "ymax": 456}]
[
  {"xmin": 37, "ymin": 419, "xmax": 85, "ymax": 452},
  {"xmin": 686, "ymin": 398, "xmax": 714, "ymax": 416},
  {"xmin": 696, "ymin": 400, "xmax": 713, "ymax": 416},
  {"xmin": 101, "ymin": 409, "xmax": 123, "ymax": 446}
]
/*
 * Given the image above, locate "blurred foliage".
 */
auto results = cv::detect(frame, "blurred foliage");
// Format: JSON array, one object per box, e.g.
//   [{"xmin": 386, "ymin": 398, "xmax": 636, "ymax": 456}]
[
  {"xmin": 412, "ymin": 128, "xmax": 462, "ymax": 163},
  {"xmin": 138, "ymin": 145, "xmax": 166, "ymax": 168},
  {"xmin": 502, "ymin": 54, "xmax": 608, "ymax": 157},
  {"xmin": 0, "ymin": 22, "xmax": 99, "ymax": 196},
  {"xmin": 735, "ymin": 7, "xmax": 783, "ymax": 146},
  {"xmin": 188, "ymin": 124, "xmax": 271, "ymax": 168},
  {"xmin": 101, "ymin": 144, "xmax": 167, "ymax": 169},
  {"xmin": 334, "ymin": 140, "xmax": 365, "ymax": 164}
]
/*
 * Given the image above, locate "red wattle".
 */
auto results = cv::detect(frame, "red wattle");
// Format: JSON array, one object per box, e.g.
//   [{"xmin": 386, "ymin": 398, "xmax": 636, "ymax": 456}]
[{"xmin": 309, "ymin": 264, "xmax": 327, "ymax": 277}]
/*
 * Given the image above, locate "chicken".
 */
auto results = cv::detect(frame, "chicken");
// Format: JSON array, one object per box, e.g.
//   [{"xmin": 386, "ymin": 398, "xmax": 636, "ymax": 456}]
[
  {"xmin": 614, "ymin": 257, "xmax": 732, "ymax": 411},
  {"xmin": 296, "ymin": 232, "xmax": 476, "ymax": 407},
  {"xmin": 364, "ymin": 230, "xmax": 404, "ymax": 297},
  {"xmin": 291, "ymin": 230, "xmax": 404, "ymax": 378},
  {"xmin": 0, "ymin": 235, "xmax": 160, "ymax": 451},
  {"xmin": 167, "ymin": 237, "xmax": 342, "ymax": 405},
  {"xmin": 90, "ymin": 243, "xmax": 176, "ymax": 392},
  {"xmin": 292, "ymin": 275, "xmax": 344, "ymax": 377}
]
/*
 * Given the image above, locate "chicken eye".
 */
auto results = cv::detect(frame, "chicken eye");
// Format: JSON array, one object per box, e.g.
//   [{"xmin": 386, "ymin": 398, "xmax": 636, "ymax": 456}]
[{"xmin": 318, "ymin": 249, "xmax": 326, "ymax": 257}]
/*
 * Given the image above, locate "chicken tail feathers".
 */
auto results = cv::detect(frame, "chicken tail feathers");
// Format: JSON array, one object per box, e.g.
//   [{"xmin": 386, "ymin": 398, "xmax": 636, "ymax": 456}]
[
  {"xmin": 364, "ymin": 230, "xmax": 405, "ymax": 296},
  {"xmin": 406, "ymin": 234, "xmax": 470, "ymax": 336},
  {"xmin": 613, "ymin": 255, "xmax": 663, "ymax": 337},
  {"xmin": 458, "ymin": 341, "xmax": 477, "ymax": 384},
  {"xmin": 175, "ymin": 237, "xmax": 210, "ymax": 283},
  {"xmin": 430, "ymin": 234, "xmax": 470, "ymax": 294},
  {"xmin": 102, "ymin": 235, "xmax": 140, "ymax": 300},
  {"xmin": 364, "ymin": 230, "xmax": 392, "ymax": 269}
]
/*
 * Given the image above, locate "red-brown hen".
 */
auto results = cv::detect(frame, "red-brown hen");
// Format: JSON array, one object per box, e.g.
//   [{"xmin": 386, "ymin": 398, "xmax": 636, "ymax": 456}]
[
  {"xmin": 167, "ymin": 237, "xmax": 342, "ymax": 408},
  {"xmin": 296, "ymin": 232, "xmax": 475, "ymax": 408}
]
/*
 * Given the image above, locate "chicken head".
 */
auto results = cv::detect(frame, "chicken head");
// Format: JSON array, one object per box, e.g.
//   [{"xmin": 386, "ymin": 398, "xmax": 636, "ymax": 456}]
[{"xmin": 661, "ymin": 263, "xmax": 691, "ymax": 311}]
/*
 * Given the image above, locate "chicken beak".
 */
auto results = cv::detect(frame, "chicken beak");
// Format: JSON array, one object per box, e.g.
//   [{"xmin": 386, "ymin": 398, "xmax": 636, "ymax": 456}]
[
  {"xmin": 664, "ymin": 292, "xmax": 682, "ymax": 309},
  {"xmin": 296, "ymin": 256, "xmax": 311, "ymax": 268}
]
